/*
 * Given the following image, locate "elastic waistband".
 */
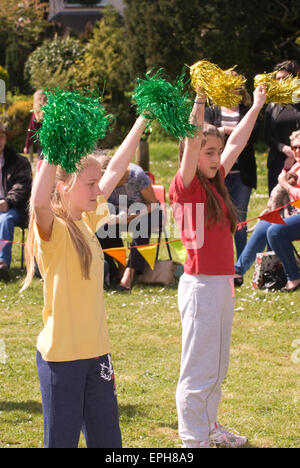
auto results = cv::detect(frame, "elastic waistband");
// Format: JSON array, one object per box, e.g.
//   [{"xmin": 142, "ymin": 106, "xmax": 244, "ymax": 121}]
[{"xmin": 180, "ymin": 272, "xmax": 233, "ymax": 283}]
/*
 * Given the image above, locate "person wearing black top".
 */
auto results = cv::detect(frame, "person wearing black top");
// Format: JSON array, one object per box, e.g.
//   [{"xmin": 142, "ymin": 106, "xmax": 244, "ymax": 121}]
[
  {"xmin": 264, "ymin": 60, "xmax": 300, "ymax": 195},
  {"xmin": 0, "ymin": 123, "xmax": 32, "ymax": 279}
]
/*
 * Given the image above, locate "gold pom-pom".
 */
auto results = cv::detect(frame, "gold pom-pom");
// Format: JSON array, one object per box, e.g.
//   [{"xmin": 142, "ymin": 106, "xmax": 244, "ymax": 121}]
[
  {"xmin": 254, "ymin": 72, "xmax": 300, "ymax": 104},
  {"xmin": 190, "ymin": 59, "xmax": 246, "ymax": 108}
]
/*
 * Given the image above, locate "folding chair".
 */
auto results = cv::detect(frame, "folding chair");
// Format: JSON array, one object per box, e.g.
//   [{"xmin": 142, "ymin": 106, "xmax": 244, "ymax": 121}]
[
  {"xmin": 16, "ymin": 224, "xmax": 27, "ymax": 269},
  {"xmin": 145, "ymin": 171, "xmax": 155, "ymax": 185},
  {"xmin": 152, "ymin": 184, "xmax": 172, "ymax": 261}
]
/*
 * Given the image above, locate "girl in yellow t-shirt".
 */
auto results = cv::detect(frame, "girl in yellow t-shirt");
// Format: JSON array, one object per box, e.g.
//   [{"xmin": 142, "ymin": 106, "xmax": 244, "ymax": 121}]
[{"xmin": 22, "ymin": 115, "xmax": 148, "ymax": 448}]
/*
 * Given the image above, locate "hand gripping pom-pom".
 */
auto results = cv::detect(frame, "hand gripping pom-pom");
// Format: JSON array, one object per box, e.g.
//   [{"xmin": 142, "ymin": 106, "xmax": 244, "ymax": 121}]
[
  {"xmin": 254, "ymin": 72, "xmax": 300, "ymax": 104},
  {"xmin": 190, "ymin": 59, "xmax": 246, "ymax": 108},
  {"xmin": 132, "ymin": 69, "xmax": 198, "ymax": 139},
  {"xmin": 38, "ymin": 89, "xmax": 112, "ymax": 173}
]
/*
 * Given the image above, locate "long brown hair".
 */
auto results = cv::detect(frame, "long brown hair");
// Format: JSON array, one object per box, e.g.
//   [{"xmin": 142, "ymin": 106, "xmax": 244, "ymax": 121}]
[
  {"xmin": 179, "ymin": 125, "xmax": 237, "ymax": 234},
  {"xmin": 22, "ymin": 155, "xmax": 101, "ymax": 291}
]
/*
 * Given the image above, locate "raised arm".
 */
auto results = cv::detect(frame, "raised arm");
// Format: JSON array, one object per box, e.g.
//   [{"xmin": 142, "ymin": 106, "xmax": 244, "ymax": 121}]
[
  {"xmin": 179, "ymin": 92, "xmax": 205, "ymax": 188},
  {"xmin": 31, "ymin": 160, "xmax": 56, "ymax": 240},
  {"xmin": 99, "ymin": 116, "xmax": 148, "ymax": 199},
  {"xmin": 221, "ymin": 85, "xmax": 266, "ymax": 176}
]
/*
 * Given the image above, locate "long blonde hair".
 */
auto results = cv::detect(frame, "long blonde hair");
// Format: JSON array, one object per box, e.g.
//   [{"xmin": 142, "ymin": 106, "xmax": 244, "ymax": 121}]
[
  {"xmin": 178, "ymin": 125, "xmax": 237, "ymax": 234},
  {"xmin": 22, "ymin": 155, "xmax": 102, "ymax": 291}
]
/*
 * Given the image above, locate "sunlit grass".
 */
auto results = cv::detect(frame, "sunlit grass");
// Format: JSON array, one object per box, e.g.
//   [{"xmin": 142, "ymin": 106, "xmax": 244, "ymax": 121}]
[{"xmin": 0, "ymin": 144, "xmax": 299, "ymax": 448}]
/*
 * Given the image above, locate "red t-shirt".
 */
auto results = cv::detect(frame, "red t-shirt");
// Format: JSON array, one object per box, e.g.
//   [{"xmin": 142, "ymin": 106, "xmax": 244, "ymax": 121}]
[{"xmin": 169, "ymin": 167, "xmax": 234, "ymax": 275}]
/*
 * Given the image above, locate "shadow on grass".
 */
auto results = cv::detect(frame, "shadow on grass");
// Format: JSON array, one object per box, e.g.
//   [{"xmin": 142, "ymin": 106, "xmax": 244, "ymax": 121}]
[
  {"xmin": 119, "ymin": 404, "xmax": 179, "ymax": 432},
  {"xmin": 0, "ymin": 400, "xmax": 42, "ymax": 414},
  {"xmin": 0, "ymin": 267, "xmax": 26, "ymax": 284},
  {"xmin": 119, "ymin": 403, "xmax": 143, "ymax": 419}
]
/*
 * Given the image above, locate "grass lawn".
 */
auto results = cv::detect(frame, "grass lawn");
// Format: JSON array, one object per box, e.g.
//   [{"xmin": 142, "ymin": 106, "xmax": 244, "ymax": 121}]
[{"xmin": 0, "ymin": 141, "xmax": 299, "ymax": 448}]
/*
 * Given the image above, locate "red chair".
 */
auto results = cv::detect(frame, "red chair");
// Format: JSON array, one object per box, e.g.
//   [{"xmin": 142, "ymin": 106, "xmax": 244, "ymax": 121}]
[
  {"xmin": 152, "ymin": 184, "xmax": 172, "ymax": 261},
  {"xmin": 146, "ymin": 171, "xmax": 155, "ymax": 185}
]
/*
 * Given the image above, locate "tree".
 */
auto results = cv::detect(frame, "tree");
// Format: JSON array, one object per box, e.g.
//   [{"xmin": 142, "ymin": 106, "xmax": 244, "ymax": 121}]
[
  {"xmin": 70, "ymin": 7, "xmax": 133, "ymax": 145},
  {"xmin": 0, "ymin": 1, "xmax": 48, "ymax": 91},
  {"xmin": 25, "ymin": 36, "xmax": 86, "ymax": 90},
  {"xmin": 197, "ymin": 0, "xmax": 300, "ymax": 83},
  {"xmin": 123, "ymin": 0, "xmax": 300, "ymax": 86},
  {"xmin": 123, "ymin": 0, "xmax": 206, "ymax": 81}
]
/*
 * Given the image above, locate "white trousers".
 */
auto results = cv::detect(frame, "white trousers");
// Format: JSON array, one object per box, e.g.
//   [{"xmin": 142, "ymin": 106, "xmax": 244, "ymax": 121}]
[{"xmin": 176, "ymin": 273, "xmax": 235, "ymax": 443}]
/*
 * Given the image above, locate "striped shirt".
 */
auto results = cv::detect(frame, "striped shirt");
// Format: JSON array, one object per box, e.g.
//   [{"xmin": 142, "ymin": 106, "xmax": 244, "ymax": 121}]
[{"xmin": 221, "ymin": 109, "xmax": 240, "ymax": 172}]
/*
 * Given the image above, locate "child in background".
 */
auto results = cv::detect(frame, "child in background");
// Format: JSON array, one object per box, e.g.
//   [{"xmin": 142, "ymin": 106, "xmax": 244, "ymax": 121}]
[
  {"xmin": 23, "ymin": 90, "xmax": 47, "ymax": 160},
  {"xmin": 169, "ymin": 86, "xmax": 266, "ymax": 448},
  {"xmin": 22, "ymin": 115, "xmax": 148, "ymax": 448}
]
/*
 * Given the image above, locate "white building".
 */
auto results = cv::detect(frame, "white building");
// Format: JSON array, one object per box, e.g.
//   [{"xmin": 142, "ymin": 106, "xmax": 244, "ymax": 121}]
[{"xmin": 48, "ymin": 1, "xmax": 125, "ymax": 33}]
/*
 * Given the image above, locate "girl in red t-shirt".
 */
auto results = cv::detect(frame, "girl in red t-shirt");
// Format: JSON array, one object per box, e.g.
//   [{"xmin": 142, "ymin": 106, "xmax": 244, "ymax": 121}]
[{"xmin": 169, "ymin": 86, "xmax": 266, "ymax": 448}]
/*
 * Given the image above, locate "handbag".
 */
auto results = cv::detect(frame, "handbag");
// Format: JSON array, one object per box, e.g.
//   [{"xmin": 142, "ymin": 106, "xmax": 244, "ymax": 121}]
[
  {"xmin": 252, "ymin": 251, "xmax": 286, "ymax": 290},
  {"xmin": 260, "ymin": 266, "xmax": 286, "ymax": 291},
  {"xmin": 138, "ymin": 259, "xmax": 183, "ymax": 285},
  {"xmin": 138, "ymin": 240, "xmax": 183, "ymax": 285}
]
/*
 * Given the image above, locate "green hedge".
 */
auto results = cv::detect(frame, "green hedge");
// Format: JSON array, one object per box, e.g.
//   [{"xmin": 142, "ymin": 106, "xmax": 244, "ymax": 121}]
[{"xmin": 5, "ymin": 96, "xmax": 33, "ymax": 152}]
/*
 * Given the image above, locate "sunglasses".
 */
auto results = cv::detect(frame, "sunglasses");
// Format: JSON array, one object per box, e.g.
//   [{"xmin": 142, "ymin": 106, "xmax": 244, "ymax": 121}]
[{"xmin": 291, "ymin": 146, "xmax": 300, "ymax": 151}]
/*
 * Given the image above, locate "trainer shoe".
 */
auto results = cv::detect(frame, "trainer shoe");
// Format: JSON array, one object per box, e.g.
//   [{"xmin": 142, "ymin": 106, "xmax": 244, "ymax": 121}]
[
  {"xmin": 182, "ymin": 440, "xmax": 212, "ymax": 448},
  {"xmin": 209, "ymin": 422, "xmax": 248, "ymax": 448}
]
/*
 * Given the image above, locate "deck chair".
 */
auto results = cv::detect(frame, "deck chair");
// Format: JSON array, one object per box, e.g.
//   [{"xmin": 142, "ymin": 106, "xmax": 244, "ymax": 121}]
[{"xmin": 152, "ymin": 184, "xmax": 172, "ymax": 261}]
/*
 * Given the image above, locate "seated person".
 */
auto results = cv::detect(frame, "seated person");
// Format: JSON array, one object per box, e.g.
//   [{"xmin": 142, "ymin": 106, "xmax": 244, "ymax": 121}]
[
  {"xmin": 266, "ymin": 171, "xmax": 298, "ymax": 217},
  {"xmin": 234, "ymin": 129, "xmax": 300, "ymax": 292},
  {"xmin": 247, "ymin": 171, "xmax": 298, "ymax": 234},
  {"xmin": 97, "ymin": 153, "xmax": 160, "ymax": 291},
  {"xmin": 0, "ymin": 123, "xmax": 32, "ymax": 279}
]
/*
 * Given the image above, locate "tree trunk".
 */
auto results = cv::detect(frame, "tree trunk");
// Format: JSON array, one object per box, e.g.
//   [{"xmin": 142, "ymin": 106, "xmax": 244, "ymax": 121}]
[{"xmin": 135, "ymin": 139, "xmax": 149, "ymax": 172}]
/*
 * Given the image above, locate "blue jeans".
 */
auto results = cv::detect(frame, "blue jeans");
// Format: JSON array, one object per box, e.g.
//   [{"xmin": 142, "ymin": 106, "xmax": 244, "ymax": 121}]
[
  {"xmin": 225, "ymin": 172, "xmax": 252, "ymax": 260},
  {"xmin": 36, "ymin": 351, "xmax": 122, "ymax": 448},
  {"xmin": 235, "ymin": 215, "xmax": 300, "ymax": 281},
  {"xmin": 0, "ymin": 208, "xmax": 21, "ymax": 266}
]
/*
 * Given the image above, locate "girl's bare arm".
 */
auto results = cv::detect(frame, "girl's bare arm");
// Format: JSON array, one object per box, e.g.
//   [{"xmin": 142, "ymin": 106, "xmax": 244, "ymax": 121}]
[
  {"xmin": 99, "ymin": 116, "xmax": 148, "ymax": 199},
  {"xmin": 179, "ymin": 93, "xmax": 205, "ymax": 188},
  {"xmin": 31, "ymin": 160, "xmax": 56, "ymax": 240}
]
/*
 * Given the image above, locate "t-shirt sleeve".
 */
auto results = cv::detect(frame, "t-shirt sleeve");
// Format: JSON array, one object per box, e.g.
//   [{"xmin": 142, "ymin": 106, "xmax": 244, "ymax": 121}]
[
  {"xmin": 135, "ymin": 168, "xmax": 151, "ymax": 192},
  {"xmin": 169, "ymin": 170, "xmax": 203, "ymax": 204},
  {"xmin": 34, "ymin": 215, "xmax": 66, "ymax": 254}
]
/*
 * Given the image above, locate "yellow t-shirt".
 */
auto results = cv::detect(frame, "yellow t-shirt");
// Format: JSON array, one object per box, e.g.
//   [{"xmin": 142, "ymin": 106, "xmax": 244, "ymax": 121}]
[{"xmin": 34, "ymin": 195, "xmax": 110, "ymax": 362}]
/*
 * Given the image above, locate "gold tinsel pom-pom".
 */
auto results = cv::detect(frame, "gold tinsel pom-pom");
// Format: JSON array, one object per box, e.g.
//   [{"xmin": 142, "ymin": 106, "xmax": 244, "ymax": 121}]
[
  {"xmin": 254, "ymin": 72, "xmax": 300, "ymax": 104},
  {"xmin": 190, "ymin": 59, "xmax": 246, "ymax": 108}
]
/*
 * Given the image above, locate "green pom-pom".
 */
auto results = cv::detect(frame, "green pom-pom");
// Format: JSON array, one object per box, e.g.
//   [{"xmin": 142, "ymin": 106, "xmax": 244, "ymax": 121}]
[
  {"xmin": 38, "ymin": 89, "xmax": 112, "ymax": 173},
  {"xmin": 132, "ymin": 69, "xmax": 198, "ymax": 140}
]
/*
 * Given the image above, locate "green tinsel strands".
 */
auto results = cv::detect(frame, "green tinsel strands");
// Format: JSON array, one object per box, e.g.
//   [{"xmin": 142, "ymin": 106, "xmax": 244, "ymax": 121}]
[
  {"xmin": 38, "ymin": 89, "xmax": 112, "ymax": 173},
  {"xmin": 132, "ymin": 69, "xmax": 198, "ymax": 139}
]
